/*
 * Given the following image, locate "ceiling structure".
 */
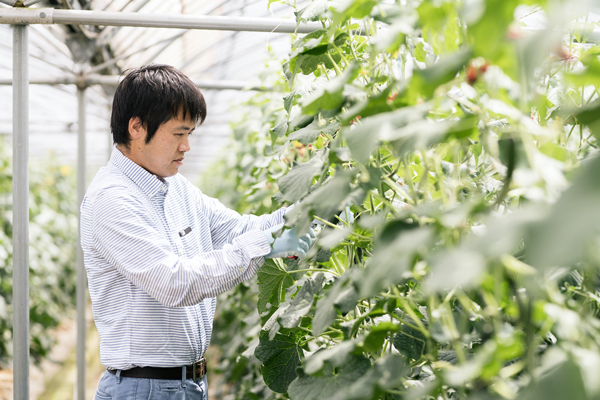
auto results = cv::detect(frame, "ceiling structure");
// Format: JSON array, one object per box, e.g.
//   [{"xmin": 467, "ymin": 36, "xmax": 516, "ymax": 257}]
[{"xmin": 0, "ymin": 0, "xmax": 296, "ymax": 182}]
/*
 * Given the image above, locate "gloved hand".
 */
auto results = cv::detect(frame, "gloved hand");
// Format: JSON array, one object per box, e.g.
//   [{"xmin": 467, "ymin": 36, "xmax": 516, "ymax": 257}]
[
  {"xmin": 337, "ymin": 206, "xmax": 354, "ymax": 225},
  {"xmin": 263, "ymin": 224, "xmax": 316, "ymax": 259}
]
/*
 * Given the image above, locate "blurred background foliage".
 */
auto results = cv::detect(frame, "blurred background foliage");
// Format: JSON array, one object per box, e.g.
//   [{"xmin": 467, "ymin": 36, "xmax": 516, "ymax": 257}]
[
  {"xmin": 201, "ymin": 0, "xmax": 600, "ymax": 399},
  {"xmin": 0, "ymin": 139, "xmax": 77, "ymax": 366}
]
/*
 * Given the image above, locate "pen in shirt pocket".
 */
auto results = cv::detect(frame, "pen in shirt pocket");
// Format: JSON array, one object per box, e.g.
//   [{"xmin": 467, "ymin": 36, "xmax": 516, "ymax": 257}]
[{"xmin": 179, "ymin": 226, "xmax": 192, "ymax": 237}]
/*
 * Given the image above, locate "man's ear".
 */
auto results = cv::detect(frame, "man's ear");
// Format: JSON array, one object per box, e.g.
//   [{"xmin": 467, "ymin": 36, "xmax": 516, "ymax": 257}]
[{"xmin": 128, "ymin": 117, "xmax": 146, "ymax": 140}]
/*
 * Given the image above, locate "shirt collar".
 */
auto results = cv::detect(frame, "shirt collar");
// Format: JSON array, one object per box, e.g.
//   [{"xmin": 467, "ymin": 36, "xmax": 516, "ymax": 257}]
[{"xmin": 110, "ymin": 147, "xmax": 169, "ymax": 198}]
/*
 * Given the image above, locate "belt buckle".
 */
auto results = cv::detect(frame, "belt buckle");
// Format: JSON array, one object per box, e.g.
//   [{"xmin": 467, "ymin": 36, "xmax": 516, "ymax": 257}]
[{"xmin": 192, "ymin": 358, "xmax": 206, "ymax": 382}]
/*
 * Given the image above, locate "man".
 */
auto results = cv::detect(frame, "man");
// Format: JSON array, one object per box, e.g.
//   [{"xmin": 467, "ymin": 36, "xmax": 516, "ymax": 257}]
[{"xmin": 80, "ymin": 64, "xmax": 313, "ymax": 400}]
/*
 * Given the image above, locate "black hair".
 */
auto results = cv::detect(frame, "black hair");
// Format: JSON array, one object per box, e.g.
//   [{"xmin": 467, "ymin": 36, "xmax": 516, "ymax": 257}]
[{"xmin": 111, "ymin": 64, "xmax": 207, "ymax": 147}]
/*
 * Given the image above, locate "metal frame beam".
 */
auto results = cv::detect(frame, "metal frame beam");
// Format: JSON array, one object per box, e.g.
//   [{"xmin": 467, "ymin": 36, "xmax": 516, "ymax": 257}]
[
  {"xmin": 0, "ymin": 75, "xmax": 276, "ymax": 91},
  {"xmin": 0, "ymin": 8, "xmax": 322, "ymax": 33},
  {"xmin": 76, "ymin": 85, "xmax": 87, "ymax": 400},
  {"xmin": 12, "ymin": 23, "xmax": 30, "ymax": 400}
]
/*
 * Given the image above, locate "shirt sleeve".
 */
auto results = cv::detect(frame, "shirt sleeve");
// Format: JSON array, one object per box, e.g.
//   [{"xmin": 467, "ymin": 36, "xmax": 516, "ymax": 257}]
[
  {"xmin": 91, "ymin": 186, "xmax": 272, "ymax": 308},
  {"xmin": 191, "ymin": 183, "xmax": 289, "ymax": 250}
]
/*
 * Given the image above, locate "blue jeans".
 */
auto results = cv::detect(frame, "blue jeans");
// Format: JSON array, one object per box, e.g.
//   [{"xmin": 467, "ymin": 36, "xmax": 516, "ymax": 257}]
[{"xmin": 94, "ymin": 369, "xmax": 208, "ymax": 400}]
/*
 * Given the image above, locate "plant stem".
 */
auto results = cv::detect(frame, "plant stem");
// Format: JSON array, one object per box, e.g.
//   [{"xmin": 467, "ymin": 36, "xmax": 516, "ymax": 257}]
[
  {"xmin": 289, "ymin": 268, "xmax": 340, "ymax": 276},
  {"xmin": 326, "ymin": 52, "xmax": 343, "ymax": 75}
]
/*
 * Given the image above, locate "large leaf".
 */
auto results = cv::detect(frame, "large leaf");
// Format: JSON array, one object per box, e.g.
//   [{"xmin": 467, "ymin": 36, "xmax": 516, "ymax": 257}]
[
  {"xmin": 303, "ymin": 339, "xmax": 359, "ymax": 374},
  {"xmin": 527, "ymin": 155, "xmax": 600, "ymax": 269},
  {"xmin": 331, "ymin": 0, "xmax": 378, "ymax": 23},
  {"xmin": 346, "ymin": 354, "xmax": 407, "ymax": 400},
  {"xmin": 289, "ymin": 32, "xmax": 349, "ymax": 77},
  {"xmin": 519, "ymin": 354, "xmax": 588, "ymax": 400},
  {"xmin": 343, "ymin": 104, "xmax": 430, "ymax": 163},
  {"xmin": 313, "ymin": 273, "xmax": 359, "ymax": 335},
  {"xmin": 393, "ymin": 321, "xmax": 428, "ymax": 360},
  {"xmin": 409, "ymin": 47, "xmax": 472, "ymax": 98},
  {"xmin": 304, "ymin": 169, "xmax": 355, "ymax": 221},
  {"xmin": 289, "ymin": 119, "xmax": 340, "ymax": 145},
  {"xmin": 280, "ymin": 273, "xmax": 325, "ymax": 329},
  {"xmin": 572, "ymin": 99, "xmax": 600, "ymax": 138},
  {"xmin": 288, "ymin": 355, "xmax": 371, "ymax": 400},
  {"xmin": 255, "ymin": 331, "xmax": 303, "ymax": 393},
  {"xmin": 301, "ymin": 64, "xmax": 361, "ymax": 115},
  {"xmin": 360, "ymin": 227, "xmax": 436, "ymax": 297},
  {"xmin": 277, "ymin": 153, "xmax": 326, "ymax": 203},
  {"xmin": 257, "ymin": 259, "xmax": 288, "ymax": 313},
  {"xmin": 423, "ymin": 249, "xmax": 486, "ymax": 293}
]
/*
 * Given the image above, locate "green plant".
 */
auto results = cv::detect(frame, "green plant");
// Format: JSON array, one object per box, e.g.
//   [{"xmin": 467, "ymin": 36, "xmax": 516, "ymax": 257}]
[
  {"xmin": 203, "ymin": 1, "xmax": 600, "ymax": 399},
  {"xmin": 0, "ymin": 140, "xmax": 77, "ymax": 366}
]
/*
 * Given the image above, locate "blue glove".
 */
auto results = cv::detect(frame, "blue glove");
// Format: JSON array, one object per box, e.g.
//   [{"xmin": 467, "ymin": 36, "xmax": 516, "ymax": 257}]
[
  {"xmin": 263, "ymin": 224, "xmax": 316, "ymax": 259},
  {"xmin": 338, "ymin": 206, "xmax": 354, "ymax": 225}
]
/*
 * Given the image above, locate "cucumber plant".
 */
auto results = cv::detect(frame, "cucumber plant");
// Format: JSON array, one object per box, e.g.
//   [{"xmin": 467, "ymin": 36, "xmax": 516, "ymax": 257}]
[
  {"xmin": 0, "ymin": 142, "xmax": 78, "ymax": 366},
  {"xmin": 202, "ymin": 0, "xmax": 600, "ymax": 399}
]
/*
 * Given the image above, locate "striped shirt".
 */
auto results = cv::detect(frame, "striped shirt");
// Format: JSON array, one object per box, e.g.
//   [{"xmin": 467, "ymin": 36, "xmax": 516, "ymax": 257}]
[{"xmin": 81, "ymin": 148, "xmax": 285, "ymax": 370}]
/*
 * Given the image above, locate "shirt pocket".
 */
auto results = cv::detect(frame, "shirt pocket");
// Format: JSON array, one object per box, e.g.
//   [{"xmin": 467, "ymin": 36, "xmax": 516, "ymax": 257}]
[{"xmin": 177, "ymin": 223, "xmax": 199, "ymax": 257}]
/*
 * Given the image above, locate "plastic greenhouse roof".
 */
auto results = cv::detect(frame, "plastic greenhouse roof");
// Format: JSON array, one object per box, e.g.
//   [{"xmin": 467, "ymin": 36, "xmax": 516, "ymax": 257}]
[{"xmin": 0, "ymin": 0, "xmax": 295, "ymax": 182}]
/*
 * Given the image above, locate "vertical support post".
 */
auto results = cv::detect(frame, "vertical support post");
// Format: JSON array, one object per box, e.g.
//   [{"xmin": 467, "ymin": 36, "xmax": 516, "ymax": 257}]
[
  {"xmin": 12, "ymin": 23, "xmax": 29, "ymax": 400},
  {"xmin": 76, "ymin": 85, "xmax": 87, "ymax": 400}
]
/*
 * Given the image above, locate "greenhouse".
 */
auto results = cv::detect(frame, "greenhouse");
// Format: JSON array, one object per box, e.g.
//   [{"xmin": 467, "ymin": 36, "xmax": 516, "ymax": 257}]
[{"xmin": 1, "ymin": 0, "xmax": 600, "ymax": 399}]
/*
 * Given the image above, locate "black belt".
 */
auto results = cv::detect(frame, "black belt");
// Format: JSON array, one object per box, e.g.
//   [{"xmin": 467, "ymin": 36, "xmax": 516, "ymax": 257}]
[{"xmin": 108, "ymin": 358, "xmax": 207, "ymax": 381}]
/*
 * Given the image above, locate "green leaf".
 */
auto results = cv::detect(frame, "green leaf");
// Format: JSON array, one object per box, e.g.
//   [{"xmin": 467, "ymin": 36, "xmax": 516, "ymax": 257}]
[
  {"xmin": 301, "ymin": 169, "xmax": 355, "ymax": 230},
  {"xmin": 277, "ymin": 154, "xmax": 326, "ymax": 203},
  {"xmin": 346, "ymin": 354, "xmax": 407, "ymax": 400},
  {"xmin": 467, "ymin": 0, "xmax": 517, "ymax": 61},
  {"xmin": 360, "ymin": 227, "xmax": 436, "ymax": 297},
  {"xmin": 289, "ymin": 119, "xmax": 340, "ymax": 145},
  {"xmin": 280, "ymin": 273, "xmax": 325, "ymax": 329},
  {"xmin": 304, "ymin": 339, "xmax": 358, "ymax": 374},
  {"xmin": 288, "ymin": 355, "xmax": 371, "ymax": 400},
  {"xmin": 292, "ymin": 48, "xmax": 330, "ymax": 76},
  {"xmin": 372, "ymin": 21, "xmax": 413, "ymax": 53},
  {"xmin": 393, "ymin": 322, "xmax": 427, "ymax": 360},
  {"xmin": 257, "ymin": 259, "xmax": 288, "ymax": 313},
  {"xmin": 424, "ymin": 249, "xmax": 486, "ymax": 293},
  {"xmin": 313, "ymin": 274, "xmax": 359, "ymax": 335},
  {"xmin": 527, "ymin": 155, "xmax": 600, "ymax": 269},
  {"xmin": 409, "ymin": 47, "xmax": 472, "ymax": 99},
  {"xmin": 295, "ymin": 0, "xmax": 328, "ymax": 22},
  {"xmin": 271, "ymin": 122, "xmax": 288, "ymax": 138},
  {"xmin": 255, "ymin": 331, "xmax": 303, "ymax": 393},
  {"xmin": 343, "ymin": 104, "xmax": 430, "ymax": 164},
  {"xmin": 519, "ymin": 355, "xmax": 588, "ymax": 400},
  {"xmin": 332, "ymin": 0, "xmax": 378, "ymax": 24},
  {"xmin": 387, "ymin": 117, "xmax": 478, "ymax": 156},
  {"xmin": 415, "ymin": 41, "xmax": 427, "ymax": 63},
  {"xmin": 566, "ymin": 47, "xmax": 600, "ymax": 87},
  {"xmin": 572, "ymin": 99, "xmax": 600, "ymax": 138},
  {"xmin": 362, "ymin": 321, "xmax": 401, "ymax": 353},
  {"xmin": 302, "ymin": 64, "xmax": 361, "ymax": 115},
  {"xmin": 438, "ymin": 350, "xmax": 459, "ymax": 365},
  {"xmin": 312, "ymin": 248, "xmax": 332, "ymax": 262}
]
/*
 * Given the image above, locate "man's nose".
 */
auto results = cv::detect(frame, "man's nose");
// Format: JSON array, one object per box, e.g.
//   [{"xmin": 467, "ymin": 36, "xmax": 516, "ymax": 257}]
[{"xmin": 180, "ymin": 134, "xmax": 191, "ymax": 152}]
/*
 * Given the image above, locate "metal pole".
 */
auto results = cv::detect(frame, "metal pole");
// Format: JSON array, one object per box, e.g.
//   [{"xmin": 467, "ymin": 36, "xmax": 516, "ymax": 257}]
[
  {"xmin": 76, "ymin": 85, "xmax": 87, "ymax": 400},
  {"xmin": 0, "ymin": 76, "xmax": 275, "ymax": 91},
  {"xmin": 12, "ymin": 23, "xmax": 29, "ymax": 400},
  {"xmin": 0, "ymin": 8, "xmax": 322, "ymax": 33}
]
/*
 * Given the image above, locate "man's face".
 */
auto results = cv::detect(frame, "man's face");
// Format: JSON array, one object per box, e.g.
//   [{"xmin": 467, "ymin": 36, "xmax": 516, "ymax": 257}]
[{"xmin": 128, "ymin": 112, "xmax": 196, "ymax": 178}]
